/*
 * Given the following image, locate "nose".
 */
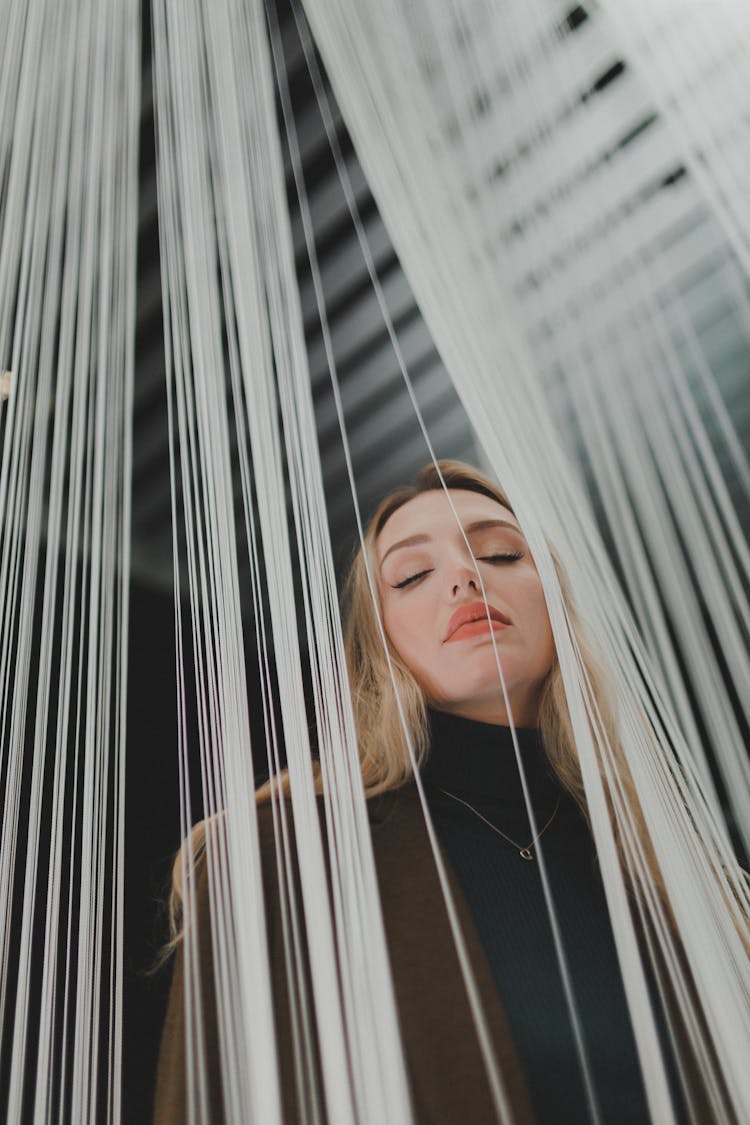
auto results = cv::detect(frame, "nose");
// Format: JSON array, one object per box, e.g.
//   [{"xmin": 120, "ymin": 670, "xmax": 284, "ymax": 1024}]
[{"xmin": 449, "ymin": 560, "xmax": 480, "ymax": 598}]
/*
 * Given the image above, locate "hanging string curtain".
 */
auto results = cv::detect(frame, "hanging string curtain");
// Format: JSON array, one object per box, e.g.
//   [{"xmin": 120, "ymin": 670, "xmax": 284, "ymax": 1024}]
[
  {"xmin": 151, "ymin": 0, "xmax": 414, "ymax": 1119},
  {"xmin": 300, "ymin": 0, "xmax": 750, "ymax": 858},
  {"xmin": 0, "ymin": 0, "xmax": 749, "ymax": 1123},
  {"xmin": 0, "ymin": 0, "xmax": 139, "ymax": 1121},
  {"xmin": 153, "ymin": 0, "xmax": 750, "ymax": 1118}
]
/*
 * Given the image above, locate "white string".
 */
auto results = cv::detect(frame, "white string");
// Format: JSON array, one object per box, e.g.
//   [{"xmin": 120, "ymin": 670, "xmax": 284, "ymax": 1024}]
[
  {"xmin": 297, "ymin": 3, "xmax": 750, "ymax": 1122},
  {"xmin": 263, "ymin": 3, "xmax": 416, "ymax": 1119},
  {"xmin": 152, "ymin": 4, "xmax": 280, "ymax": 1120},
  {"xmin": 0, "ymin": 1, "xmax": 138, "ymax": 1122},
  {"xmin": 156, "ymin": 0, "xmax": 750, "ymax": 1117},
  {"xmin": 493, "ymin": 0, "xmax": 750, "ymax": 857},
  {"xmin": 2, "ymin": 3, "xmax": 749, "ymax": 1124},
  {"xmin": 413, "ymin": 0, "xmax": 750, "ymax": 871},
  {"xmin": 153, "ymin": 1, "xmax": 418, "ymax": 1122},
  {"xmin": 151, "ymin": 7, "xmax": 212, "ymax": 1119},
  {"xmin": 598, "ymin": 0, "xmax": 750, "ymax": 276},
  {"xmin": 296, "ymin": 8, "xmax": 657, "ymax": 1121},
  {"xmin": 150, "ymin": 0, "xmax": 750, "ymax": 1116},
  {"xmin": 282, "ymin": 9, "xmax": 615, "ymax": 1121},
  {"xmin": 274, "ymin": 3, "xmax": 519, "ymax": 1118}
]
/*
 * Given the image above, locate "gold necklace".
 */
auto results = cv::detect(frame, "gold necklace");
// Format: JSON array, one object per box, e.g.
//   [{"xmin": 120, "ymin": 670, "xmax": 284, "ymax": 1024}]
[{"xmin": 437, "ymin": 789, "xmax": 561, "ymax": 861}]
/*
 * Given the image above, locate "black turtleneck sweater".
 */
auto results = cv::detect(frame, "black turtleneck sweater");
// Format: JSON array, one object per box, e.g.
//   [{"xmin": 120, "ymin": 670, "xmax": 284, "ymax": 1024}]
[{"xmin": 419, "ymin": 709, "xmax": 683, "ymax": 1125}]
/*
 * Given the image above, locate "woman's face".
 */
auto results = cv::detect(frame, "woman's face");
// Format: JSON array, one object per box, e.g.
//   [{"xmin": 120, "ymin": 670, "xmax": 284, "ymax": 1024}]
[{"xmin": 376, "ymin": 489, "xmax": 556, "ymax": 726}]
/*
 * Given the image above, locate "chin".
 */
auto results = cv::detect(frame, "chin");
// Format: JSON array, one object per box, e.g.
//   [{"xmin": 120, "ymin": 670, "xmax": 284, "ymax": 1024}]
[
  {"xmin": 437, "ymin": 675, "xmax": 519, "ymax": 713},
  {"xmin": 463, "ymin": 655, "xmax": 519, "ymax": 695}
]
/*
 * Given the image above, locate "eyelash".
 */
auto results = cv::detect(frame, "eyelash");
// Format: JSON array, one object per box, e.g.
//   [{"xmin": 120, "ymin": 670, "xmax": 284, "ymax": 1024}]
[{"xmin": 391, "ymin": 551, "xmax": 524, "ymax": 590}]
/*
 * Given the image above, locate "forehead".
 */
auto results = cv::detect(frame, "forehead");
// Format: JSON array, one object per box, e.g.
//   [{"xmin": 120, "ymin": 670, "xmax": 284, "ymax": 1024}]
[{"xmin": 377, "ymin": 489, "xmax": 519, "ymax": 556}]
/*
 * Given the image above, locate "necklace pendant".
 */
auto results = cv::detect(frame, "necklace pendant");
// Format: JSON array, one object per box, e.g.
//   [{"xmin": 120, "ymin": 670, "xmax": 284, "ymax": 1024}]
[{"xmin": 519, "ymin": 848, "xmax": 534, "ymax": 861}]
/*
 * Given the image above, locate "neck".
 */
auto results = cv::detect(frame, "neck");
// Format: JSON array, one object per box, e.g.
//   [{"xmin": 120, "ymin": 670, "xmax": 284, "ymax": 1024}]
[
  {"xmin": 435, "ymin": 695, "xmax": 539, "ymax": 728},
  {"xmin": 419, "ymin": 708, "xmax": 560, "ymax": 807}
]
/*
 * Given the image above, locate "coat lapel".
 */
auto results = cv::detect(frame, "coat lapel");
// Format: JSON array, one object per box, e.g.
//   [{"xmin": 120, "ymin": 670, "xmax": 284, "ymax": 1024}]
[
  {"xmin": 368, "ymin": 782, "xmax": 536, "ymax": 1124},
  {"xmin": 154, "ymin": 788, "xmax": 537, "ymax": 1125}
]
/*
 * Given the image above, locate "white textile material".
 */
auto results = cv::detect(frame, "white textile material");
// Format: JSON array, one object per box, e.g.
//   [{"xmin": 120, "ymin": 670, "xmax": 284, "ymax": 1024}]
[
  {"xmin": 0, "ymin": 0, "xmax": 748, "ymax": 1122},
  {"xmin": 0, "ymin": 0, "xmax": 139, "ymax": 1121}
]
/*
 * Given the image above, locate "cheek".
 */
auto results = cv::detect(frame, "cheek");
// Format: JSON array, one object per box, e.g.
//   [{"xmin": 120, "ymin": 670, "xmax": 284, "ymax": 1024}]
[
  {"xmin": 382, "ymin": 594, "xmax": 440, "ymax": 682},
  {"xmin": 499, "ymin": 566, "xmax": 552, "ymax": 650},
  {"xmin": 525, "ymin": 581, "xmax": 555, "ymax": 666},
  {"xmin": 382, "ymin": 596, "xmax": 422, "ymax": 661}
]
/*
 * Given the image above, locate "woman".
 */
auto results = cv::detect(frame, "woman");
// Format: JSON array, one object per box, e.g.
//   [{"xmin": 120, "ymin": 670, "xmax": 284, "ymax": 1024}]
[{"xmin": 153, "ymin": 460, "xmax": 724, "ymax": 1124}]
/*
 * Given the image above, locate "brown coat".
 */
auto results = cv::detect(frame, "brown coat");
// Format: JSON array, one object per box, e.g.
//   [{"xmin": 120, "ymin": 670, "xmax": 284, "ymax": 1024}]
[
  {"xmin": 153, "ymin": 782, "xmax": 731, "ymax": 1124},
  {"xmin": 153, "ymin": 783, "xmax": 537, "ymax": 1124}
]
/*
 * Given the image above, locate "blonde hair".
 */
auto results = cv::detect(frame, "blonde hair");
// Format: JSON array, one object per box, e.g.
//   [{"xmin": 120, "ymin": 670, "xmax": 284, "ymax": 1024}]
[{"xmin": 164, "ymin": 459, "xmax": 671, "ymax": 955}]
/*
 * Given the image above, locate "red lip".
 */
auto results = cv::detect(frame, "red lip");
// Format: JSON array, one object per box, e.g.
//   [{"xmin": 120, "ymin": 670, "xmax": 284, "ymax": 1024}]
[{"xmin": 443, "ymin": 601, "xmax": 512, "ymax": 643}]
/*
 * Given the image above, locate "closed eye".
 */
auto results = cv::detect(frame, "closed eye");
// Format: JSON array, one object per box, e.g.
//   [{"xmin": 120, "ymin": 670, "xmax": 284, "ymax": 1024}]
[
  {"xmin": 392, "ymin": 568, "xmax": 432, "ymax": 589},
  {"xmin": 391, "ymin": 552, "xmax": 522, "ymax": 589},
  {"xmin": 478, "ymin": 551, "xmax": 524, "ymax": 564}
]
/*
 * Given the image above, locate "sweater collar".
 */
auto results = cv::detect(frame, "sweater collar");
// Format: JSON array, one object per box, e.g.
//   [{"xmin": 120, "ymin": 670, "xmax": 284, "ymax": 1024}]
[{"xmin": 419, "ymin": 707, "xmax": 563, "ymax": 809}]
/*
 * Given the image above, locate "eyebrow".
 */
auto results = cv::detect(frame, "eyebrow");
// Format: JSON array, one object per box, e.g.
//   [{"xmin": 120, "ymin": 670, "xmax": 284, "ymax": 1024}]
[{"xmin": 379, "ymin": 518, "xmax": 522, "ymax": 568}]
